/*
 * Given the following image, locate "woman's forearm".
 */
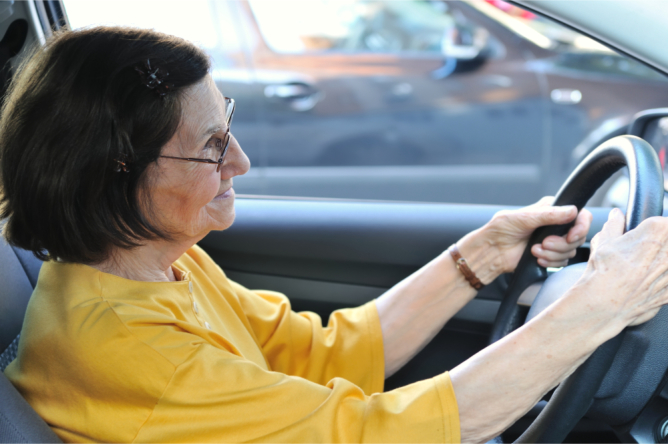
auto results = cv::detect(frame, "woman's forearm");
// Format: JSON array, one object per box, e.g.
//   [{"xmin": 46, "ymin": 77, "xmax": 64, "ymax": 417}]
[
  {"xmin": 375, "ymin": 203, "xmax": 589, "ymax": 378},
  {"xmin": 449, "ymin": 211, "xmax": 668, "ymax": 442},
  {"xmin": 375, "ymin": 226, "xmax": 504, "ymax": 377},
  {"xmin": 450, "ymin": 277, "xmax": 624, "ymax": 443}
]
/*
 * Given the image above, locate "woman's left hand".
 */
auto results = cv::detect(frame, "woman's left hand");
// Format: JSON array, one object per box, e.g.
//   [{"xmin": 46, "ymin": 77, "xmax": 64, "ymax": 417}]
[{"xmin": 484, "ymin": 196, "xmax": 593, "ymax": 272}]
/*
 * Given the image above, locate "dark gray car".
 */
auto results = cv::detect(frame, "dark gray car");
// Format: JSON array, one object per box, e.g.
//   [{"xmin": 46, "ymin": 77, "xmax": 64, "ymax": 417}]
[{"xmin": 210, "ymin": 0, "xmax": 668, "ymax": 205}]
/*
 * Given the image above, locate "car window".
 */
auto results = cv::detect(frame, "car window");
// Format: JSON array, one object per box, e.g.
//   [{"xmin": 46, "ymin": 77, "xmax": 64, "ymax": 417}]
[
  {"xmin": 65, "ymin": 0, "xmax": 218, "ymax": 49},
  {"xmin": 63, "ymin": 0, "xmax": 668, "ymax": 206},
  {"xmin": 250, "ymin": 0, "xmax": 455, "ymax": 54},
  {"xmin": 64, "ymin": 0, "xmax": 243, "ymax": 66}
]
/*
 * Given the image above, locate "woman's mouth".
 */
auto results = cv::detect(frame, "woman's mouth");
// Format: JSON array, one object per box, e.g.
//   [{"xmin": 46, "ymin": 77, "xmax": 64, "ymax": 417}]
[{"xmin": 215, "ymin": 188, "xmax": 234, "ymax": 199}]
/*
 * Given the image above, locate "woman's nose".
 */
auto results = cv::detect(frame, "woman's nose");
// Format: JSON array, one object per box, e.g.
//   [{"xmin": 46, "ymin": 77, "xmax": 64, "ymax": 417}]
[{"xmin": 220, "ymin": 135, "xmax": 250, "ymax": 179}]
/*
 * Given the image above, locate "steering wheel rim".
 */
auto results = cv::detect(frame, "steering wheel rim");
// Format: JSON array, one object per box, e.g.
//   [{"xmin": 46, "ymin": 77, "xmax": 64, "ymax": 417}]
[{"xmin": 489, "ymin": 135, "xmax": 664, "ymax": 443}]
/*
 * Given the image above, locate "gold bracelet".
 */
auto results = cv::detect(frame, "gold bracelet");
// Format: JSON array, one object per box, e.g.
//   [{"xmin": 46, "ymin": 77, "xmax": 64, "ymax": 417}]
[{"xmin": 448, "ymin": 244, "xmax": 484, "ymax": 290}]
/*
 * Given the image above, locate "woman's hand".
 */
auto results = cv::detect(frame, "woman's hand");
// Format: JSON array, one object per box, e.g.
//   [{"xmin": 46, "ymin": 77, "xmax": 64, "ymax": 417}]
[
  {"xmin": 574, "ymin": 208, "xmax": 668, "ymax": 331},
  {"xmin": 478, "ymin": 196, "xmax": 593, "ymax": 274},
  {"xmin": 452, "ymin": 209, "xmax": 668, "ymax": 443}
]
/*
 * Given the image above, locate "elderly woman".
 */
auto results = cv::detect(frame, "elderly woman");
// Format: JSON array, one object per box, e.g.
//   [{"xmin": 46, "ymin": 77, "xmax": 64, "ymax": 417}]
[{"xmin": 3, "ymin": 27, "xmax": 668, "ymax": 443}]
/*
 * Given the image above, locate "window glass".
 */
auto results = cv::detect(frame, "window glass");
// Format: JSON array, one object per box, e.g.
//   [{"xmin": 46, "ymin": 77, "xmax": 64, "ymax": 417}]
[
  {"xmin": 240, "ymin": 0, "xmax": 668, "ymax": 204},
  {"xmin": 249, "ymin": 0, "xmax": 458, "ymax": 54},
  {"xmin": 65, "ymin": 0, "xmax": 219, "ymax": 49},
  {"xmin": 63, "ymin": 0, "xmax": 250, "ymax": 69},
  {"xmin": 61, "ymin": 0, "xmax": 668, "ymax": 206}
]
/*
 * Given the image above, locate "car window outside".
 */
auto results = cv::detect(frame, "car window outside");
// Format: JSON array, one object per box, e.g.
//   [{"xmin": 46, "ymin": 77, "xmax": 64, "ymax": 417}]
[
  {"xmin": 64, "ymin": 0, "xmax": 234, "ymax": 66},
  {"xmin": 63, "ymin": 0, "xmax": 668, "ymax": 206},
  {"xmin": 249, "ymin": 0, "xmax": 456, "ymax": 54}
]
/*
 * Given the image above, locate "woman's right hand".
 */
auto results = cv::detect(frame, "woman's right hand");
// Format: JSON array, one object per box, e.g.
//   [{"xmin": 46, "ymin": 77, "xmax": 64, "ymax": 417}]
[
  {"xmin": 451, "ymin": 209, "xmax": 668, "ymax": 442},
  {"xmin": 452, "ymin": 209, "xmax": 668, "ymax": 442},
  {"xmin": 576, "ymin": 208, "xmax": 668, "ymax": 332}
]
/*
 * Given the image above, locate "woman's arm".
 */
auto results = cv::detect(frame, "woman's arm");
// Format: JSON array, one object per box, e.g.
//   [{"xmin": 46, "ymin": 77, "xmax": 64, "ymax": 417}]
[
  {"xmin": 451, "ymin": 209, "xmax": 668, "ymax": 442},
  {"xmin": 376, "ymin": 198, "xmax": 592, "ymax": 377},
  {"xmin": 450, "ymin": 283, "xmax": 611, "ymax": 443}
]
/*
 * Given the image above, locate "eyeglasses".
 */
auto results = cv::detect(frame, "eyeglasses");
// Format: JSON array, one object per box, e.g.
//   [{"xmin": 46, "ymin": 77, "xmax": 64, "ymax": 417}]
[{"xmin": 160, "ymin": 97, "xmax": 235, "ymax": 173}]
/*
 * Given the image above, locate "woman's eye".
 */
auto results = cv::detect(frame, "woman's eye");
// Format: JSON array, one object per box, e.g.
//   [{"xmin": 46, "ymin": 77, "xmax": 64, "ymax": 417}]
[{"xmin": 204, "ymin": 137, "xmax": 222, "ymax": 151}]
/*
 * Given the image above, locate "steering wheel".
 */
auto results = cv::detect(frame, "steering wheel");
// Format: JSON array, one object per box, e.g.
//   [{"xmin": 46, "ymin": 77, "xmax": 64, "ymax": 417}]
[{"xmin": 489, "ymin": 135, "xmax": 666, "ymax": 443}]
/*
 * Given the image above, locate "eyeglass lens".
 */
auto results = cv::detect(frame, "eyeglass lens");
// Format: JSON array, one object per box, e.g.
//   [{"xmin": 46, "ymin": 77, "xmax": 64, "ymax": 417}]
[{"xmin": 216, "ymin": 98, "xmax": 235, "ymax": 172}]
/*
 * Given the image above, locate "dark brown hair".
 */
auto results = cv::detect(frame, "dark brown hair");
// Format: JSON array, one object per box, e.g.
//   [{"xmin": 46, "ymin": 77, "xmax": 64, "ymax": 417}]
[{"xmin": 0, "ymin": 26, "xmax": 210, "ymax": 263}]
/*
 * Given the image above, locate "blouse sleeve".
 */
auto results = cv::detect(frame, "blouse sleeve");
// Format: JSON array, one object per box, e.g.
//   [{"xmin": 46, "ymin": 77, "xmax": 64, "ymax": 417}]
[
  {"xmin": 229, "ymin": 280, "xmax": 386, "ymax": 396},
  {"xmin": 183, "ymin": 245, "xmax": 385, "ymax": 395},
  {"xmin": 133, "ymin": 343, "xmax": 461, "ymax": 443}
]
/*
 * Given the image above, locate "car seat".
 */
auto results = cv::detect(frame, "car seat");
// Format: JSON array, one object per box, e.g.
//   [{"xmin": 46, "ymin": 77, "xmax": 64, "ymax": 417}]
[{"xmin": 0, "ymin": 235, "xmax": 61, "ymax": 443}]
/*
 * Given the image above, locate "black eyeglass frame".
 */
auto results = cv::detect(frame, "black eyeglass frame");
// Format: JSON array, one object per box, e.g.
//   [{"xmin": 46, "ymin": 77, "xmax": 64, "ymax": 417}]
[{"xmin": 160, "ymin": 97, "xmax": 235, "ymax": 172}]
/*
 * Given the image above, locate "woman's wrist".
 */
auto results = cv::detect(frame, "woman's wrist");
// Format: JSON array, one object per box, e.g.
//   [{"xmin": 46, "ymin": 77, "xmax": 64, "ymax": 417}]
[
  {"xmin": 545, "ymin": 272, "xmax": 627, "ymax": 348},
  {"xmin": 455, "ymin": 225, "xmax": 505, "ymax": 286}
]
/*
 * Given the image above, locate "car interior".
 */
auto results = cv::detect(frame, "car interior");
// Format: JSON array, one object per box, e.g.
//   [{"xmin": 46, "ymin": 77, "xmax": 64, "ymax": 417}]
[{"xmin": 4, "ymin": 0, "xmax": 668, "ymax": 443}]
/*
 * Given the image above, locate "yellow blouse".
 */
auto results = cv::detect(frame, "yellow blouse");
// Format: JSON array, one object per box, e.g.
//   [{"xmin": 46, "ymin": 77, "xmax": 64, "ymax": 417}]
[{"xmin": 5, "ymin": 245, "xmax": 460, "ymax": 443}]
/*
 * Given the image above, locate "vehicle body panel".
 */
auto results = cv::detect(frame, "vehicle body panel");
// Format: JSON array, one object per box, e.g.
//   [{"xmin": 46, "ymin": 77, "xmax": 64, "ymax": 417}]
[{"xmin": 209, "ymin": 0, "xmax": 668, "ymax": 205}]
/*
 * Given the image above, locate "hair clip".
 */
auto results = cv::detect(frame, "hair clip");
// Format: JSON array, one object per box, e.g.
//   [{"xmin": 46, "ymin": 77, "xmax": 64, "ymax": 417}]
[
  {"xmin": 114, "ymin": 154, "xmax": 129, "ymax": 173},
  {"xmin": 134, "ymin": 59, "xmax": 173, "ymax": 97}
]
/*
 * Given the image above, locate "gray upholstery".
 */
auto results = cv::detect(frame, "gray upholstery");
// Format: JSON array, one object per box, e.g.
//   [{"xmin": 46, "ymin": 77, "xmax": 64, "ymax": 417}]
[
  {"xmin": 0, "ymin": 240, "xmax": 36, "ymax": 352},
  {"xmin": 0, "ymin": 236, "xmax": 62, "ymax": 443},
  {"xmin": 0, "ymin": 374, "xmax": 60, "ymax": 443},
  {"xmin": 0, "ymin": 334, "xmax": 18, "ymax": 372}
]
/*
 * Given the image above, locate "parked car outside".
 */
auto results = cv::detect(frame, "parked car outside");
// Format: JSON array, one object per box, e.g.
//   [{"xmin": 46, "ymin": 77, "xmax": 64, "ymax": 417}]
[
  {"xmin": 64, "ymin": 0, "xmax": 668, "ymax": 206},
  {"xmin": 2, "ymin": 0, "xmax": 668, "ymax": 442}
]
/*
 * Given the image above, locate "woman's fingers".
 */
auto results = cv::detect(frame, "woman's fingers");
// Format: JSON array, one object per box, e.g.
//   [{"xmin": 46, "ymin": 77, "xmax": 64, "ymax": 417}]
[
  {"xmin": 539, "ymin": 235, "xmax": 586, "ymax": 254},
  {"xmin": 531, "ymin": 209, "xmax": 589, "ymax": 265},
  {"xmin": 532, "ymin": 243, "xmax": 576, "ymax": 262},
  {"xmin": 589, "ymin": 208, "xmax": 624, "ymax": 255},
  {"xmin": 533, "ymin": 196, "xmax": 555, "ymax": 208},
  {"xmin": 583, "ymin": 215, "xmax": 668, "ymax": 328},
  {"xmin": 532, "ymin": 244, "xmax": 573, "ymax": 267},
  {"xmin": 536, "ymin": 257, "xmax": 569, "ymax": 268},
  {"xmin": 566, "ymin": 208, "xmax": 593, "ymax": 243},
  {"xmin": 597, "ymin": 208, "xmax": 625, "ymax": 244},
  {"xmin": 509, "ymin": 205, "xmax": 577, "ymax": 234}
]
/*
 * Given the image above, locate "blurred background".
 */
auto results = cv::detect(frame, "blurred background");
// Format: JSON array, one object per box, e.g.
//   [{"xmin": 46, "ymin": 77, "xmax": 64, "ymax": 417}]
[{"xmin": 63, "ymin": 0, "xmax": 668, "ymax": 206}]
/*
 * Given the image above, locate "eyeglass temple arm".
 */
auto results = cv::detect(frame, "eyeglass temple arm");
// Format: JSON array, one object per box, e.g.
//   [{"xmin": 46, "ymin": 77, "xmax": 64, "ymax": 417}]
[{"xmin": 159, "ymin": 155, "xmax": 222, "ymax": 165}]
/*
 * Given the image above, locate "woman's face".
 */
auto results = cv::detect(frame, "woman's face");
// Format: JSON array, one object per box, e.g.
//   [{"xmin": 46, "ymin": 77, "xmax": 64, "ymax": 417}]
[{"xmin": 147, "ymin": 75, "xmax": 250, "ymax": 241}]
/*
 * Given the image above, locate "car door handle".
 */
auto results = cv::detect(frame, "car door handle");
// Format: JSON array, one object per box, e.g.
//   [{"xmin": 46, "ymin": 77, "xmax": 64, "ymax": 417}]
[
  {"xmin": 264, "ymin": 82, "xmax": 322, "ymax": 112},
  {"xmin": 264, "ymin": 82, "xmax": 317, "ymax": 100}
]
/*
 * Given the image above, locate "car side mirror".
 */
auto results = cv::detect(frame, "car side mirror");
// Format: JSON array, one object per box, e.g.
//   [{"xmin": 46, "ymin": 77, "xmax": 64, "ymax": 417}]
[
  {"xmin": 440, "ymin": 24, "xmax": 489, "ymax": 61},
  {"xmin": 434, "ymin": 24, "xmax": 489, "ymax": 78}
]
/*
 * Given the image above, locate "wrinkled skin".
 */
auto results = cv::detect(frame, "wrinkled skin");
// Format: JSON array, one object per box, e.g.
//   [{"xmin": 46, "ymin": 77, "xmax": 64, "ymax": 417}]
[
  {"xmin": 581, "ymin": 208, "xmax": 668, "ymax": 327},
  {"xmin": 452, "ymin": 208, "xmax": 668, "ymax": 442},
  {"xmin": 488, "ymin": 196, "xmax": 592, "ymax": 272}
]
